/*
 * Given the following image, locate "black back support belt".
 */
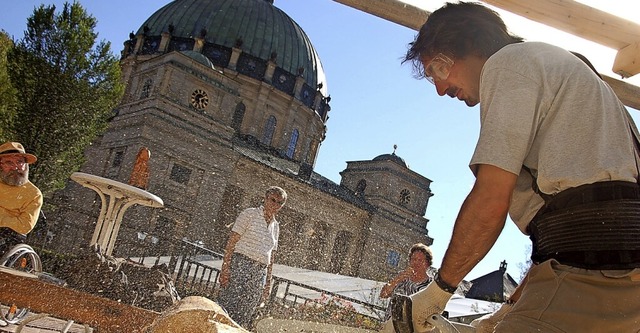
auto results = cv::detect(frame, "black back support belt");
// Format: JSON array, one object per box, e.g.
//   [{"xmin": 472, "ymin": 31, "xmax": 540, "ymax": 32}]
[{"xmin": 528, "ymin": 181, "xmax": 640, "ymax": 269}]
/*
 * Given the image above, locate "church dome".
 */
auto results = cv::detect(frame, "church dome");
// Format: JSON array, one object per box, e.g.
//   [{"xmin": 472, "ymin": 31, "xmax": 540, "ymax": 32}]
[
  {"xmin": 372, "ymin": 153, "xmax": 408, "ymax": 168},
  {"xmin": 134, "ymin": 0, "xmax": 327, "ymax": 98}
]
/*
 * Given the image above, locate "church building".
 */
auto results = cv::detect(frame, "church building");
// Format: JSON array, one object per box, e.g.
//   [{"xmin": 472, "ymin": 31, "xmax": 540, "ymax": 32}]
[{"xmin": 49, "ymin": 0, "xmax": 435, "ymax": 282}]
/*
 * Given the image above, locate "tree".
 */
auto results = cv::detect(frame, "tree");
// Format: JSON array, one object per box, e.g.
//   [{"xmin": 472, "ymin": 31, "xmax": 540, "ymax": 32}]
[
  {"xmin": 517, "ymin": 244, "xmax": 533, "ymax": 282},
  {"xmin": 7, "ymin": 1, "xmax": 124, "ymax": 197},
  {"xmin": 0, "ymin": 31, "xmax": 17, "ymax": 142}
]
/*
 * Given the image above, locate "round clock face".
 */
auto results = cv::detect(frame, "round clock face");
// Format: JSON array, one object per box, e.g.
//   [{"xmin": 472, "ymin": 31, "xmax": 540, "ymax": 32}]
[{"xmin": 191, "ymin": 89, "xmax": 209, "ymax": 110}]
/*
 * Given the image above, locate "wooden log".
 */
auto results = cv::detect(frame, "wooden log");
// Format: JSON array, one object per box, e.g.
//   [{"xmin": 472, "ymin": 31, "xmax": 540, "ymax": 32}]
[
  {"xmin": 145, "ymin": 296, "xmax": 250, "ymax": 333},
  {"xmin": 0, "ymin": 267, "xmax": 158, "ymax": 332}
]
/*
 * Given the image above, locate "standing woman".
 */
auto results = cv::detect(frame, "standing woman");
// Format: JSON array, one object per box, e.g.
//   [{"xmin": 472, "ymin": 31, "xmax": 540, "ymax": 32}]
[{"xmin": 217, "ymin": 186, "xmax": 287, "ymax": 328}]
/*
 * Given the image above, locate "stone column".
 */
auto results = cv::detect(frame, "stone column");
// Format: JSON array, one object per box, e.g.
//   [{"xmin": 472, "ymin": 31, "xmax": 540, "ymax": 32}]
[
  {"xmin": 193, "ymin": 37, "xmax": 205, "ymax": 53},
  {"xmin": 159, "ymin": 31, "xmax": 171, "ymax": 53},
  {"xmin": 229, "ymin": 47, "xmax": 242, "ymax": 71}
]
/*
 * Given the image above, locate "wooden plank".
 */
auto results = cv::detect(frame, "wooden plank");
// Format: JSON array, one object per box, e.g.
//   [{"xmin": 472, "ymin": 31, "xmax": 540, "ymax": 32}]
[
  {"xmin": 480, "ymin": 0, "xmax": 640, "ymax": 50},
  {"xmin": 332, "ymin": 0, "xmax": 430, "ymax": 30},
  {"xmin": 0, "ymin": 268, "xmax": 159, "ymax": 333}
]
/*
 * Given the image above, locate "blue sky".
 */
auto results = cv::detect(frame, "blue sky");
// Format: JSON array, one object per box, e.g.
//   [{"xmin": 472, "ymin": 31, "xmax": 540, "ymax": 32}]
[{"xmin": 5, "ymin": 0, "xmax": 638, "ymax": 281}]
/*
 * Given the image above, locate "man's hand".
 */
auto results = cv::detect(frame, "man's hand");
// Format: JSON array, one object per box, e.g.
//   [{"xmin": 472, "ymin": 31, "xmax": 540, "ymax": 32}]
[
  {"xmin": 410, "ymin": 281, "xmax": 453, "ymax": 333},
  {"xmin": 470, "ymin": 302, "xmax": 513, "ymax": 333}
]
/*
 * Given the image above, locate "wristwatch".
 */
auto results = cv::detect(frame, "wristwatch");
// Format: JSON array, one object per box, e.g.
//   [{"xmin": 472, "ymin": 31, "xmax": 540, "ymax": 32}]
[{"xmin": 434, "ymin": 272, "xmax": 458, "ymax": 293}]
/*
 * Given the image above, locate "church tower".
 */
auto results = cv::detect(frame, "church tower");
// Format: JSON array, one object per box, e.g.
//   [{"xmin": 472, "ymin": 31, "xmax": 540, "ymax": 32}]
[{"xmin": 340, "ymin": 147, "xmax": 434, "ymax": 277}]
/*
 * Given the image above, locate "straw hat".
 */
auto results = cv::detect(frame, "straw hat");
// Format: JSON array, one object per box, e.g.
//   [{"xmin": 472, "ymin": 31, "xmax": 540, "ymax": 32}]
[{"xmin": 0, "ymin": 142, "xmax": 37, "ymax": 164}]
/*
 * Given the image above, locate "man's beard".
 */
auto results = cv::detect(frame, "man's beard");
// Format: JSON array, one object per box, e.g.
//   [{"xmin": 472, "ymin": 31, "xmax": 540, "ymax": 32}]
[{"xmin": 1, "ymin": 169, "xmax": 29, "ymax": 186}]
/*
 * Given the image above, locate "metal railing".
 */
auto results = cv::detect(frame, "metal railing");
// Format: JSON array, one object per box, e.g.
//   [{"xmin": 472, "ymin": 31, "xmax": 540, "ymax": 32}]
[
  {"xmin": 22, "ymin": 222, "xmax": 387, "ymax": 324},
  {"xmin": 268, "ymin": 276, "xmax": 386, "ymax": 319}
]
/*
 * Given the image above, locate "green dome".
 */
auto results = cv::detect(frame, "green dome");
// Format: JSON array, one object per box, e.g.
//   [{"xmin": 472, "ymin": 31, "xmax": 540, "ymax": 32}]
[{"xmin": 136, "ymin": 0, "xmax": 327, "ymax": 96}]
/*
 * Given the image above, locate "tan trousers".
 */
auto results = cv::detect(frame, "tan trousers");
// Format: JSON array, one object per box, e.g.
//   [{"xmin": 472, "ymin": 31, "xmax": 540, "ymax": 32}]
[{"xmin": 495, "ymin": 259, "xmax": 640, "ymax": 333}]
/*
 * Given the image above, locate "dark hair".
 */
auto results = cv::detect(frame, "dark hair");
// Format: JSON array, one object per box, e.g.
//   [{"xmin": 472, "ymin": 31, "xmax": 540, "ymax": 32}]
[
  {"xmin": 410, "ymin": 243, "xmax": 433, "ymax": 266},
  {"xmin": 403, "ymin": 2, "xmax": 523, "ymax": 79}
]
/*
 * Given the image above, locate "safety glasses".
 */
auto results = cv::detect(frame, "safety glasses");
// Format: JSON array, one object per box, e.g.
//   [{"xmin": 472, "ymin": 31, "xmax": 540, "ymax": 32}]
[{"xmin": 424, "ymin": 53, "xmax": 454, "ymax": 84}]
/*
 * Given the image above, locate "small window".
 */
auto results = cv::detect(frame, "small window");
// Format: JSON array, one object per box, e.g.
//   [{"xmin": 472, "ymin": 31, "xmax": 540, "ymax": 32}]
[
  {"xmin": 286, "ymin": 129, "xmax": 299, "ymax": 158},
  {"xmin": 140, "ymin": 37, "xmax": 160, "ymax": 55},
  {"xmin": 387, "ymin": 250, "xmax": 401, "ymax": 267},
  {"xmin": 112, "ymin": 151, "xmax": 124, "ymax": 167},
  {"xmin": 140, "ymin": 79, "xmax": 153, "ymax": 99},
  {"xmin": 169, "ymin": 164, "xmax": 192, "ymax": 184},
  {"xmin": 247, "ymin": 60, "xmax": 256, "ymax": 72}
]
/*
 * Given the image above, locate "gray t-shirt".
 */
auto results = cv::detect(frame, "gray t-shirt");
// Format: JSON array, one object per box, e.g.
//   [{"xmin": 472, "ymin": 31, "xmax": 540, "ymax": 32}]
[{"xmin": 470, "ymin": 42, "xmax": 638, "ymax": 232}]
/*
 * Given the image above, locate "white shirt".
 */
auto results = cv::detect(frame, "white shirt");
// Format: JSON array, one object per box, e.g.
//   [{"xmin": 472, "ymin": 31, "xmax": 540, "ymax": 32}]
[{"xmin": 231, "ymin": 206, "xmax": 279, "ymax": 265}]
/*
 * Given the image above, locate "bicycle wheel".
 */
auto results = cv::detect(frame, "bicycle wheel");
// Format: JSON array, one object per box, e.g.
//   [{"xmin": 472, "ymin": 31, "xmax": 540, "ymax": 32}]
[{"xmin": 0, "ymin": 244, "xmax": 42, "ymax": 273}]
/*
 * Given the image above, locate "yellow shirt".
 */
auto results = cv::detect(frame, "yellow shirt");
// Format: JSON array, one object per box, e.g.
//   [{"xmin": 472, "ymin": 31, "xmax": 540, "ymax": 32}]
[{"xmin": 0, "ymin": 181, "xmax": 43, "ymax": 235}]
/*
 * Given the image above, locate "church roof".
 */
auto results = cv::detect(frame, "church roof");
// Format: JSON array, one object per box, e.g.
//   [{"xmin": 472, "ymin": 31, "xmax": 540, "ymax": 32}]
[
  {"xmin": 137, "ymin": 0, "xmax": 327, "ymax": 95},
  {"xmin": 465, "ymin": 261, "xmax": 519, "ymax": 303},
  {"xmin": 372, "ymin": 153, "xmax": 408, "ymax": 168}
]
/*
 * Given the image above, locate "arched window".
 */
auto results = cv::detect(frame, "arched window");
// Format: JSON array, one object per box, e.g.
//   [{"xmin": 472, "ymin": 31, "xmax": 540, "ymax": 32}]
[
  {"xmin": 355, "ymin": 179, "xmax": 367, "ymax": 197},
  {"xmin": 231, "ymin": 103, "xmax": 245, "ymax": 132},
  {"xmin": 286, "ymin": 129, "xmax": 299, "ymax": 158},
  {"xmin": 262, "ymin": 115, "xmax": 277, "ymax": 145},
  {"xmin": 330, "ymin": 230, "xmax": 352, "ymax": 274}
]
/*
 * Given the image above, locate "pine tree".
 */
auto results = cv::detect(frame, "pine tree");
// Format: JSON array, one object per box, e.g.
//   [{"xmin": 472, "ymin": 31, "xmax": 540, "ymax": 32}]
[{"xmin": 7, "ymin": 2, "xmax": 124, "ymax": 197}]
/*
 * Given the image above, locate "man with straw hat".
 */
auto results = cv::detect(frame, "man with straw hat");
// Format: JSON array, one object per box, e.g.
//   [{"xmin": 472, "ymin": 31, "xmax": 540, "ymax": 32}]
[{"xmin": 0, "ymin": 141, "xmax": 42, "ymax": 250}]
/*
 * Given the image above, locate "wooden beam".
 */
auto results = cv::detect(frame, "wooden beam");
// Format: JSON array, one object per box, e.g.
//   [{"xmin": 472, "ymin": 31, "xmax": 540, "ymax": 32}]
[
  {"xmin": 603, "ymin": 74, "xmax": 640, "ymax": 111},
  {"xmin": 613, "ymin": 41, "xmax": 640, "ymax": 78},
  {"xmin": 0, "ymin": 267, "xmax": 159, "ymax": 332},
  {"xmin": 332, "ymin": 0, "xmax": 430, "ymax": 31},
  {"xmin": 480, "ymin": 0, "xmax": 640, "ymax": 78},
  {"xmin": 480, "ymin": 0, "xmax": 640, "ymax": 49}
]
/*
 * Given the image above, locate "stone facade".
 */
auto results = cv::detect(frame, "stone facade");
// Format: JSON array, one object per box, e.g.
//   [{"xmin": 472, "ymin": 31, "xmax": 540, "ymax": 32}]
[{"xmin": 46, "ymin": 0, "xmax": 435, "ymax": 282}]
